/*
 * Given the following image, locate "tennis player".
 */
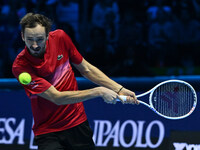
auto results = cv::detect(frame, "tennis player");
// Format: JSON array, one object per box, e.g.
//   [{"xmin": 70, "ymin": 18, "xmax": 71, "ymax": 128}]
[{"xmin": 12, "ymin": 13, "xmax": 138, "ymax": 150}]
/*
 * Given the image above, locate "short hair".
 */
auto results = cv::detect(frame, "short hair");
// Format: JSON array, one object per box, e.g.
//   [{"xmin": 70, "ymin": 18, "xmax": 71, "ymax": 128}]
[{"xmin": 20, "ymin": 13, "xmax": 52, "ymax": 36}]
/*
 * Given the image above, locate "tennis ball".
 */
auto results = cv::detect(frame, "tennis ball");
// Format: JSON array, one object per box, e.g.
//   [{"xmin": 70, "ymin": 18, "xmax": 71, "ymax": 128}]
[{"xmin": 18, "ymin": 72, "xmax": 32, "ymax": 85}]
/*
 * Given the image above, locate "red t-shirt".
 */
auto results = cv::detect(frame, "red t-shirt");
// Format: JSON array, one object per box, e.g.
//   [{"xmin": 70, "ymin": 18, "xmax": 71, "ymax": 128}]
[{"xmin": 12, "ymin": 29, "xmax": 87, "ymax": 136}]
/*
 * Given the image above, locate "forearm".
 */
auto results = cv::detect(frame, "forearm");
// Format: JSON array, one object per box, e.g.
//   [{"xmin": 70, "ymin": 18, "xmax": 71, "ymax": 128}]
[
  {"xmin": 81, "ymin": 64, "xmax": 122, "ymax": 93},
  {"xmin": 58, "ymin": 89, "xmax": 100, "ymax": 105},
  {"xmin": 38, "ymin": 86, "xmax": 103, "ymax": 105},
  {"xmin": 72, "ymin": 59, "xmax": 138, "ymax": 104}
]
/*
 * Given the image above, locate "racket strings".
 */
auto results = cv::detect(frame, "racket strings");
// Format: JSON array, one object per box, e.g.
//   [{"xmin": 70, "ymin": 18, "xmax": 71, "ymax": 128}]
[{"xmin": 151, "ymin": 83, "xmax": 195, "ymax": 117}]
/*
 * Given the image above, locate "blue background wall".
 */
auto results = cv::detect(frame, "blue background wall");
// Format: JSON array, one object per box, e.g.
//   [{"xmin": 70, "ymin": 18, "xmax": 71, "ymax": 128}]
[{"xmin": 0, "ymin": 76, "xmax": 199, "ymax": 150}]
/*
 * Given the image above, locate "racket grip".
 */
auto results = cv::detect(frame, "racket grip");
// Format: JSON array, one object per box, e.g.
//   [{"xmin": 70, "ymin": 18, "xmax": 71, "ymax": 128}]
[{"xmin": 116, "ymin": 95, "xmax": 127, "ymax": 102}]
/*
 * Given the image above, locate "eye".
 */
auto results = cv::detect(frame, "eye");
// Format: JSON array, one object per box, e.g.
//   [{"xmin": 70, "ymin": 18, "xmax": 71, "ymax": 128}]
[
  {"xmin": 27, "ymin": 38, "xmax": 34, "ymax": 41},
  {"xmin": 37, "ymin": 38, "xmax": 44, "ymax": 42}
]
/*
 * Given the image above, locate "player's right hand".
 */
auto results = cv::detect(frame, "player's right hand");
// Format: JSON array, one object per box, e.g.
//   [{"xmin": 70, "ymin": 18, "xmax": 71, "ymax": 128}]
[{"xmin": 98, "ymin": 87, "xmax": 119, "ymax": 104}]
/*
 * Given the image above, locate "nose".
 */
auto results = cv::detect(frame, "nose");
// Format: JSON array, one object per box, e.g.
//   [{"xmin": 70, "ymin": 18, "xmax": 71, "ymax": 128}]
[
  {"xmin": 32, "ymin": 42, "xmax": 38, "ymax": 49},
  {"xmin": 30, "ymin": 43, "xmax": 40, "ymax": 51}
]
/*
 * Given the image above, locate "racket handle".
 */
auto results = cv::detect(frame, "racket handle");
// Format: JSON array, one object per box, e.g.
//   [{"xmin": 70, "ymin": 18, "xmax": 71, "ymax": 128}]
[
  {"xmin": 117, "ymin": 95, "xmax": 142, "ymax": 105},
  {"xmin": 116, "ymin": 95, "xmax": 127, "ymax": 101}
]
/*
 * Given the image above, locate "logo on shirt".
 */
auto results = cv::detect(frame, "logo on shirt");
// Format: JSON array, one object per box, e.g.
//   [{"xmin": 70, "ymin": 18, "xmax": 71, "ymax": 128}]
[
  {"xmin": 27, "ymin": 81, "xmax": 38, "ymax": 89},
  {"xmin": 57, "ymin": 54, "xmax": 63, "ymax": 60}
]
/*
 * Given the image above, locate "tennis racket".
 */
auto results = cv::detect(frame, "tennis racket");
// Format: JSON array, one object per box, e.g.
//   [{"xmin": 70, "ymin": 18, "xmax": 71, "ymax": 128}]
[{"xmin": 117, "ymin": 80, "xmax": 197, "ymax": 120}]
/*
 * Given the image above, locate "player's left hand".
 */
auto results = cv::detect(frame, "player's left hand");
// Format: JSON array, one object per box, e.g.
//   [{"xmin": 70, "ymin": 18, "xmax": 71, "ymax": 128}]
[{"xmin": 118, "ymin": 87, "xmax": 139, "ymax": 104}]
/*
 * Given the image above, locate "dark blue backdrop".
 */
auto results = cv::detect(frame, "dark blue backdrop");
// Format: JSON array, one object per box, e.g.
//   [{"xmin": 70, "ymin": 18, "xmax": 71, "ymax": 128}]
[{"xmin": 0, "ymin": 77, "xmax": 199, "ymax": 150}]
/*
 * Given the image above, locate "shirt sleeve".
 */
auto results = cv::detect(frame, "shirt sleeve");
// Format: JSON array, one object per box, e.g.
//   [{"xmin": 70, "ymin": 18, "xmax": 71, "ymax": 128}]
[
  {"xmin": 12, "ymin": 65, "xmax": 52, "ymax": 96},
  {"xmin": 59, "ymin": 30, "xmax": 83, "ymax": 64}
]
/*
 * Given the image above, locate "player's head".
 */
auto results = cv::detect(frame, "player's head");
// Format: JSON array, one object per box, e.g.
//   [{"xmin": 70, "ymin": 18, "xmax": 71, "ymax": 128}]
[
  {"xmin": 20, "ymin": 13, "xmax": 52, "ymax": 37},
  {"xmin": 20, "ymin": 13, "xmax": 52, "ymax": 58}
]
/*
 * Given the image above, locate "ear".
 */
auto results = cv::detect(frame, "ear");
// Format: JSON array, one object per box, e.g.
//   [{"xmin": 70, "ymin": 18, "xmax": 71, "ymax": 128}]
[{"xmin": 21, "ymin": 32, "xmax": 25, "ymax": 41}]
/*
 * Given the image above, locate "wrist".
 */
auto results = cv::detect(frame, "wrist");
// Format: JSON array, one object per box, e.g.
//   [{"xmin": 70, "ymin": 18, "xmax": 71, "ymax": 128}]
[
  {"xmin": 93, "ymin": 87, "xmax": 104, "ymax": 97},
  {"xmin": 117, "ymin": 86, "xmax": 124, "ymax": 94}
]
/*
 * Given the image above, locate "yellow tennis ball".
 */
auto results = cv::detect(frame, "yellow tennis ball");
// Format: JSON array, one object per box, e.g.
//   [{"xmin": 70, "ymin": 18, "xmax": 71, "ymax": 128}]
[{"xmin": 18, "ymin": 72, "xmax": 32, "ymax": 85}]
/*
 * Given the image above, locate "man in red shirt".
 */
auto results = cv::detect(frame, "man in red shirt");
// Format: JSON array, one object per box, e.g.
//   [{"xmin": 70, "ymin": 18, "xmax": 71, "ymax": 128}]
[{"xmin": 12, "ymin": 13, "xmax": 138, "ymax": 150}]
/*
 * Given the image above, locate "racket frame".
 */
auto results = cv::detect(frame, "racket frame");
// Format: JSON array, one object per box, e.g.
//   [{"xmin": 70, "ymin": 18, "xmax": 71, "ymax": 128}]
[{"xmin": 119, "ymin": 79, "xmax": 197, "ymax": 120}]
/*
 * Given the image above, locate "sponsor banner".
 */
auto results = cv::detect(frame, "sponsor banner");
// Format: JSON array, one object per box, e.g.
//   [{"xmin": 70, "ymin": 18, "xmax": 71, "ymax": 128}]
[
  {"xmin": 0, "ymin": 117, "xmax": 167, "ymax": 150},
  {"xmin": 93, "ymin": 120, "xmax": 165, "ymax": 149},
  {"xmin": 0, "ymin": 117, "xmax": 36, "ymax": 150},
  {"xmin": 0, "ymin": 78, "xmax": 200, "ymax": 149},
  {"xmin": 169, "ymin": 131, "xmax": 200, "ymax": 150},
  {"xmin": 0, "ymin": 118, "xmax": 25, "ymax": 145}
]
